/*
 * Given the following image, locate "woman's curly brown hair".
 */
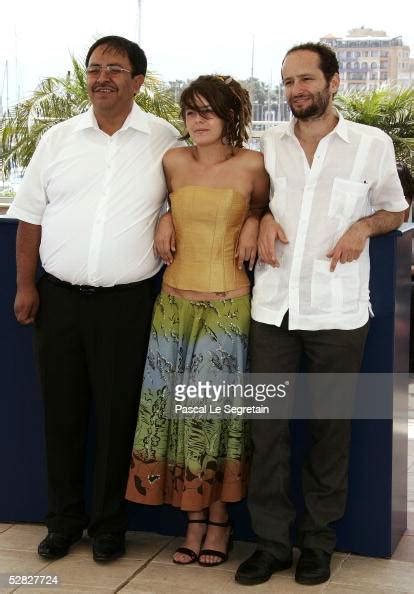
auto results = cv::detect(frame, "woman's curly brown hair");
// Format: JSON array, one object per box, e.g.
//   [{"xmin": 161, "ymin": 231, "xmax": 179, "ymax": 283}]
[{"xmin": 179, "ymin": 74, "xmax": 252, "ymax": 148}]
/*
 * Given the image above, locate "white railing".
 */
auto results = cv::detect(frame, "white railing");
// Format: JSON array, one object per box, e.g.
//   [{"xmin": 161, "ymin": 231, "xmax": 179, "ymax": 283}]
[{"xmin": 249, "ymin": 120, "xmax": 285, "ymax": 149}]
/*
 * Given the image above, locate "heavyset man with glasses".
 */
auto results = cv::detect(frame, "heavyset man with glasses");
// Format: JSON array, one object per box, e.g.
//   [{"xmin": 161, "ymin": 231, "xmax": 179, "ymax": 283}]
[{"xmin": 9, "ymin": 36, "xmax": 180, "ymax": 562}]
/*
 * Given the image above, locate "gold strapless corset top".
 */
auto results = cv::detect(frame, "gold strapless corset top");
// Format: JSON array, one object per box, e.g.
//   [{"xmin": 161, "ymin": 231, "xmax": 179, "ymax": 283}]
[{"xmin": 163, "ymin": 186, "xmax": 251, "ymax": 292}]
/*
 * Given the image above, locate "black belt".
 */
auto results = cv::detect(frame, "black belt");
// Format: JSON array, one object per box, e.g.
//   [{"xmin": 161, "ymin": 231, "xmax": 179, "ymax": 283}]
[{"xmin": 44, "ymin": 273, "xmax": 150, "ymax": 294}]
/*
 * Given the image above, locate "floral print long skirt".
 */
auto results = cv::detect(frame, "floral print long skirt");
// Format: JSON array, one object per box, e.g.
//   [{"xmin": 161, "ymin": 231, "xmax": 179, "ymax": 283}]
[{"xmin": 125, "ymin": 291, "xmax": 251, "ymax": 511}]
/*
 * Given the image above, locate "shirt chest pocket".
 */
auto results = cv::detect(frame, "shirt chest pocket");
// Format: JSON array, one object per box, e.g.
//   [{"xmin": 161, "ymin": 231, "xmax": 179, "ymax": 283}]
[
  {"xmin": 311, "ymin": 259, "xmax": 360, "ymax": 314},
  {"xmin": 328, "ymin": 178, "xmax": 369, "ymax": 220},
  {"xmin": 270, "ymin": 177, "xmax": 288, "ymax": 219}
]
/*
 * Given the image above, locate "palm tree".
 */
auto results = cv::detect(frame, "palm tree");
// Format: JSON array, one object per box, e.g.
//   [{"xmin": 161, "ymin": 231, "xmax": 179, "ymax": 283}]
[
  {"xmin": 335, "ymin": 87, "xmax": 414, "ymax": 170},
  {"xmin": 1, "ymin": 57, "xmax": 182, "ymax": 177}
]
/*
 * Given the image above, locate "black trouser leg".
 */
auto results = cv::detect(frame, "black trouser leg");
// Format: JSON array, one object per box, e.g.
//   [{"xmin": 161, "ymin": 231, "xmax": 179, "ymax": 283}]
[
  {"xmin": 35, "ymin": 276, "xmax": 154, "ymax": 537},
  {"xmin": 297, "ymin": 323, "xmax": 369, "ymax": 553},
  {"xmin": 35, "ymin": 276, "xmax": 90, "ymax": 535},
  {"xmin": 84, "ymin": 284, "xmax": 154, "ymax": 536},
  {"xmin": 247, "ymin": 317, "xmax": 300, "ymax": 560}
]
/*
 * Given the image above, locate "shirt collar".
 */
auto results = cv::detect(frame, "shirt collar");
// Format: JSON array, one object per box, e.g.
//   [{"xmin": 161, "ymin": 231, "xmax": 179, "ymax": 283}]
[
  {"xmin": 74, "ymin": 102, "xmax": 150, "ymax": 134},
  {"xmin": 281, "ymin": 108, "xmax": 350, "ymax": 144},
  {"xmin": 331, "ymin": 109, "xmax": 350, "ymax": 143}
]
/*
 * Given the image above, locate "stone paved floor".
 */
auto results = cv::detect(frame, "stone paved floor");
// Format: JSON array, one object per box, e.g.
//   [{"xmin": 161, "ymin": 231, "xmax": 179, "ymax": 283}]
[
  {"xmin": 1, "ymin": 425, "xmax": 414, "ymax": 593},
  {"xmin": 2, "ymin": 521, "xmax": 414, "ymax": 593}
]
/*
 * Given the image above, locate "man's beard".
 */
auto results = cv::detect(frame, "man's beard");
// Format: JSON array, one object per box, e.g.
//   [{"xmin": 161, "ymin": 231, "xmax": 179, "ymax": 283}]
[{"xmin": 289, "ymin": 86, "xmax": 331, "ymax": 120}]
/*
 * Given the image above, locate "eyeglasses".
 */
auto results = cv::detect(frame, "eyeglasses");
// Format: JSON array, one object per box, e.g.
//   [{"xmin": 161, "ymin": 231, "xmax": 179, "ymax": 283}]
[{"xmin": 86, "ymin": 64, "xmax": 132, "ymax": 76}]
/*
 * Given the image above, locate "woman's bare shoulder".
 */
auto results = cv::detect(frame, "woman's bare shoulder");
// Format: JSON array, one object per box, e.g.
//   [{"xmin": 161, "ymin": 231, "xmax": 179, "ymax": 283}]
[
  {"xmin": 236, "ymin": 147, "xmax": 265, "ymax": 170},
  {"xmin": 163, "ymin": 146, "xmax": 192, "ymax": 165}
]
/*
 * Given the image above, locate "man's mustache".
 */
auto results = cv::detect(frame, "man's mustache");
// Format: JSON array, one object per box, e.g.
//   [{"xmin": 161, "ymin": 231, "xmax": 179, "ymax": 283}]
[
  {"xmin": 291, "ymin": 93, "xmax": 312, "ymax": 100},
  {"xmin": 92, "ymin": 84, "xmax": 117, "ymax": 92}
]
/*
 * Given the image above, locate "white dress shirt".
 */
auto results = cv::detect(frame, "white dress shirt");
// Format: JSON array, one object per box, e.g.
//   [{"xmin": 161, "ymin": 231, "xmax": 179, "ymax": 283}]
[
  {"xmin": 8, "ymin": 104, "xmax": 181, "ymax": 286},
  {"xmin": 252, "ymin": 112, "xmax": 408, "ymax": 331}
]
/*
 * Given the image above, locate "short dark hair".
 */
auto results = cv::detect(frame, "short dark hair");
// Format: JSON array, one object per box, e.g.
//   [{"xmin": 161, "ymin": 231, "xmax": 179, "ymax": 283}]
[
  {"xmin": 85, "ymin": 35, "xmax": 147, "ymax": 77},
  {"xmin": 283, "ymin": 42, "xmax": 339, "ymax": 83},
  {"xmin": 180, "ymin": 75, "xmax": 252, "ymax": 148}
]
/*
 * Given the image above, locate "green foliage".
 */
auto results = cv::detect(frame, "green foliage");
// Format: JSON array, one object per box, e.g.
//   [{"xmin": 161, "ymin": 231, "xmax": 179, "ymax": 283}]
[
  {"xmin": 0, "ymin": 188, "xmax": 15, "ymax": 198},
  {"xmin": 0, "ymin": 57, "xmax": 182, "ymax": 177},
  {"xmin": 137, "ymin": 72, "xmax": 181, "ymax": 128},
  {"xmin": 335, "ymin": 87, "xmax": 414, "ymax": 170}
]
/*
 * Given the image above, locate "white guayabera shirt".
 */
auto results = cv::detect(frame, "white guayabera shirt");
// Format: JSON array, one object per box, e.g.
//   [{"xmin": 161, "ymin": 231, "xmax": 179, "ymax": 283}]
[
  {"xmin": 8, "ymin": 104, "xmax": 181, "ymax": 286},
  {"xmin": 252, "ymin": 112, "xmax": 408, "ymax": 331}
]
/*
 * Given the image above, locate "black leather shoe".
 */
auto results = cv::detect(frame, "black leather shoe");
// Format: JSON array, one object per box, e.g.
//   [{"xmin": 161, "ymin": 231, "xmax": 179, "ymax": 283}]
[
  {"xmin": 38, "ymin": 532, "xmax": 82, "ymax": 559},
  {"xmin": 235, "ymin": 549, "xmax": 292, "ymax": 586},
  {"xmin": 92, "ymin": 533, "xmax": 125, "ymax": 563},
  {"xmin": 295, "ymin": 548, "xmax": 331, "ymax": 585}
]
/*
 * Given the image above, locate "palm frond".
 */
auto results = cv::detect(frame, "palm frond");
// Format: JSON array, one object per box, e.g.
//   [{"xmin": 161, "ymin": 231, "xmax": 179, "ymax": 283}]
[
  {"xmin": 335, "ymin": 87, "xmax": 414, "ymax": 170},
  {"xmin": 1, "ymin": 57, "xmax": 181, "ymax": 177}
]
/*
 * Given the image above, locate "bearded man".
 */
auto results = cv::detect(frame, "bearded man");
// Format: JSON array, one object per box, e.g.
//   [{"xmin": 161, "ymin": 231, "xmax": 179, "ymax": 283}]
[{"xmin": 236, "ymin": 42, "xmax": 407, "ymax": 587}]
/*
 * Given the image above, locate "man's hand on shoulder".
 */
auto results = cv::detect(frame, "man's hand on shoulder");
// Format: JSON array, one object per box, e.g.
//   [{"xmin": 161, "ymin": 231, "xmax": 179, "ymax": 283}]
[
  {"xmin": 258, "ymin": 212, "xmax": 288, "ymax": 268},
  {"xmin": 14, "ymin": 283, "xmax": 39, "ymax": 325},
  {"xmin": 326, "ymin": 220, "xmax": 370, "ymax": 272}
]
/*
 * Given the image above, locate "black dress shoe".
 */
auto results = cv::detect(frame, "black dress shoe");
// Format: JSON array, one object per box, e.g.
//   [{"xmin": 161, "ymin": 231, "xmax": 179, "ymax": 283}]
[
  {"xmin": 93, "ymin": 533, "xmax": 125, "ymax": 563},
  {"xmin": 235, "ymin": 549, "xmax": 292, "ymax": 586},
  {"xmin": 38, "ymin": 532, "xmax": 82, "ymax": 559},
  {"xmin": 295, "ymin": 548, "xmax": 331, "ymax": 585}
]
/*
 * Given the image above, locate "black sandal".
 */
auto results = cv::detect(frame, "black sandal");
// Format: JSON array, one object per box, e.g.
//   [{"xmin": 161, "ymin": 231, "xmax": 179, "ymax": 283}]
[
  {"xmin": 198, "ymin": 519, "xmax": 233, "ymax": 567},
  {"xmin": 173, "ymin": 518, "xmax": 208, "ymax": 565}
]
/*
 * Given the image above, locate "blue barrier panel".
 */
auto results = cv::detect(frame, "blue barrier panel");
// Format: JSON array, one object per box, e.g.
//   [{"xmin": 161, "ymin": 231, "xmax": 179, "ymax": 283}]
[
  {"xmin": 0, "ymin": 217, "xmax": 410, "ymax": 557},
  {"xmin": 0, "ymin": 219, "xmax": 47, "ymax": 520}
]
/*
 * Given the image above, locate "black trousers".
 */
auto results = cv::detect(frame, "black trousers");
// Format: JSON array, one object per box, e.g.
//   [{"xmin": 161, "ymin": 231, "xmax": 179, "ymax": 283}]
[
  {"xmin": 247, "ymin": 314, "xmax": 369, "ymax": 559},
  {"xmin": 34, "ymin": 274, "xmax": 154, "ymax": 537}
]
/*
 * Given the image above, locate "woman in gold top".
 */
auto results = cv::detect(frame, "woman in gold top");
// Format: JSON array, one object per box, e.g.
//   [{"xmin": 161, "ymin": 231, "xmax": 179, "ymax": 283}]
[{"xmin": 126, "ymin": 75, "xmax": 269, "ymax": 566}]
